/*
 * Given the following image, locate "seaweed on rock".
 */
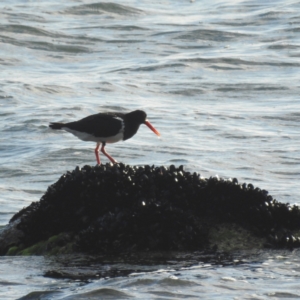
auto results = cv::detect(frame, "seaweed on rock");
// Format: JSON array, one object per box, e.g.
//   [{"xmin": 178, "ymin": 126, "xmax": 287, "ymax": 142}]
[{"xmin": 7, "ymin": 163, "xmax": 300, "ymax": 255}]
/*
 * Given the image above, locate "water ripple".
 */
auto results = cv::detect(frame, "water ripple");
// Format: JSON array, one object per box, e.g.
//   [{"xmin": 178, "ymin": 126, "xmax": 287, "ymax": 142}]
[
  {"xmin": 175, "ymin": 29, "xmax": 252, "ymax": 41},
  {"xmin": 65, "ymin": 2, "xmax": 143, "ymax": 16}
]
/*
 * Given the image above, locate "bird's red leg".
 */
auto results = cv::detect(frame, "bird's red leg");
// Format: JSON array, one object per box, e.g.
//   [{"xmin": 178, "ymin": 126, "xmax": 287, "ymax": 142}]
[
  {"xmin": 95, "ymin": 143, "xmax": 101, "ymax": 165},
  {"xmin": 101, "ymin": 143, "xmax": 117, "ymax": 164}
]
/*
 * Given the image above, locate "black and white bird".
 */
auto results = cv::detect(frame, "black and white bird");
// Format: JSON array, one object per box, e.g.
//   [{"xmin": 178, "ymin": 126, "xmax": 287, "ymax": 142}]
[{"xmin": 49, "ymin": 110, "xmax": 160, "ymax": 164}]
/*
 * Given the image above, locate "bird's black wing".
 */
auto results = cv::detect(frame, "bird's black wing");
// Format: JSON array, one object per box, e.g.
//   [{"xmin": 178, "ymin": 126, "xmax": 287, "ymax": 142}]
[{"xmin": 64, "ymin": 112, "xmax": 125, "ymax": 138}]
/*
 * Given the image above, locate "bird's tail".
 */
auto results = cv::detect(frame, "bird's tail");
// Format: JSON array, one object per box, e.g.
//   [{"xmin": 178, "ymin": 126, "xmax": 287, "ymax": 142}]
[{"xmin": 49, "ymin": 122, "xmax": 65, "ymax": 130}]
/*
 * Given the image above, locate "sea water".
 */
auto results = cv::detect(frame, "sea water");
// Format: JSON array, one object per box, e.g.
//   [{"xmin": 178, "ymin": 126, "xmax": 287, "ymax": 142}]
[{"xmin": 0, "ymin": 0, "xmax": 300, "ymax": 298}]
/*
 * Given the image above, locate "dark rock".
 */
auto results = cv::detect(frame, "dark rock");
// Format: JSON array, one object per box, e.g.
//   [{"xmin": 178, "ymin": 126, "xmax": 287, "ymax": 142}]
[
  {"xmin": 0, "ymin": 219, "xmax": 24, "ymax": 255},
  {"xmin": 3, "ymin": 164, "xmax": 300, "ymax": 255}
]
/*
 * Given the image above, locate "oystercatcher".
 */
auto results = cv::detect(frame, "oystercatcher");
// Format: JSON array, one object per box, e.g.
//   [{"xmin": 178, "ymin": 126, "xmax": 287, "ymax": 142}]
[{"xmin": 49, "ymin": 110, "xmax": 160, "ymax": 164}]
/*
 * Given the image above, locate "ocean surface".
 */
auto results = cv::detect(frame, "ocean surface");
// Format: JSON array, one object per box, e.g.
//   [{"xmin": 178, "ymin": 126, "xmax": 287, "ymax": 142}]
[{"xmin": 1, "ymin": 0, "xmax": 300, "ymax": 298}]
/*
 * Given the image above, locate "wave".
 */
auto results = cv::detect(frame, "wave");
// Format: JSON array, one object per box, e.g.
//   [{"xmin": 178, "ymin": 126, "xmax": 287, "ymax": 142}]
[{"xmin": 65, "ymin": 2, "xmax": 143, "ymax": 16}]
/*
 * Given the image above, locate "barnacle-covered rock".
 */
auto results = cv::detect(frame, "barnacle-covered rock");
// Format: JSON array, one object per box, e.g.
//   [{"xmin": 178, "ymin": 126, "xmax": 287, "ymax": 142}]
[{"xmin": 2, "ymin": 163, "xmax": 300, "ymax": 255}]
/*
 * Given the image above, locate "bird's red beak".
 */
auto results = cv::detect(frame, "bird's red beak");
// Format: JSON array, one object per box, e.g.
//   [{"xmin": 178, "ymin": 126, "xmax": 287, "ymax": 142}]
[{"xmin": 145, "ymin": 120, "xmax": 160, "ymax": 136}]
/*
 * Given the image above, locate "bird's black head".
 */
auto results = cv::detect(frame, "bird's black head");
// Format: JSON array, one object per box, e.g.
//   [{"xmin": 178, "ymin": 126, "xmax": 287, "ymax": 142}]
[
  {"xmin": 123, "ymin": 110, "xmax": 160, "ymax": 141},
  {"xmin": 125, "ymin": 110, "xmax": 147, "ymax": 125}
]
